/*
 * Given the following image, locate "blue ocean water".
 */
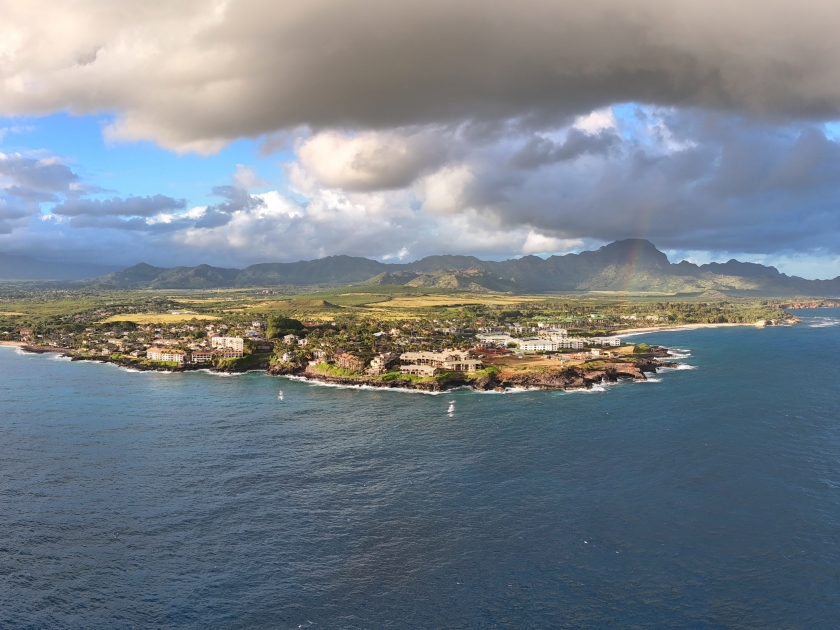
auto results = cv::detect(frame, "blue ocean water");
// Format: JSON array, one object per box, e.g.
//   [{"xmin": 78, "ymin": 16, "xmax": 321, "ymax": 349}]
[{"xmin": 1, "ymin": 309, "xmax": 839, "ymax": 629}]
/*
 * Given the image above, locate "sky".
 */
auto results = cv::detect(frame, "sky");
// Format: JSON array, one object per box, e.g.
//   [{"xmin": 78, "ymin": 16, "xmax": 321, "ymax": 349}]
[{"xmin": 1, "ymin": 0, "xmax": 840, "ymax": 279}]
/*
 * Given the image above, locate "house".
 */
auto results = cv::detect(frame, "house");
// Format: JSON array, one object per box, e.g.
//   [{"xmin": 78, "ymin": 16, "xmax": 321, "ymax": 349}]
[
  {"xmin": 210, "ymin": 336, "xmax": 244, "ymax": 352},
  {"xmin": 366, "ymin": 352, "xmax": 399, "ymax": 375},
  {"xmin": 335, "ymin": 352, "xmax": 366, "ymax": 372},
  {"xmin": 146, "ymin": 347, "xmax": 186, "ymax": 364},
  {"xmin": 282, "ymin": 334, "xmax": 298, "ymax": 344},
  {"xmin": 18, "ymin": 328, "xmax": 32, "ymax": 342},
  {"xmin": 297, "ymin": 338, "xmax": 308, "ymax": 346}
]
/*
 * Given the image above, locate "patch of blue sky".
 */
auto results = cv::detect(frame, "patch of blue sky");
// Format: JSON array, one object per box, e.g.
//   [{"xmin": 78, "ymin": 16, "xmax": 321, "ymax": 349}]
[
  {"xmin": 0, "ymin": 112, "xmax": 297, "ymax": 210},
  {"xmin": 824, "ymin": 120, "xmax": 840, "ymax": 141},
  {"xmin": 610, "ymin": 102, "xmax": 639, "ymax": 140}
]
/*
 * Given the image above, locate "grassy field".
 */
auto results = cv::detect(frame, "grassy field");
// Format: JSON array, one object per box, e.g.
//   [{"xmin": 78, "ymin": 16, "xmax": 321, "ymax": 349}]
[
  {"xmin": 100, "ymin": 313, "xmax": 221, "ymax": 324},
  {"xmin": 0, "ymin": 280, "xmax": 801, "ymax": 332}
]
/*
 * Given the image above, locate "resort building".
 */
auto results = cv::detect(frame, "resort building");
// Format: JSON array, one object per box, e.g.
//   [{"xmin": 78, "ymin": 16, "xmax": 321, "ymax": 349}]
[
  {"xmin": 367, "ymin": 352, "xmax": 400, "ymax": 375},
  {"xmin": 146, "ymin": 348, "xmax": 186, "ymax": 364},
  {"xmin": 400, "ymin": 364, "xmax": 439, "ymax": 377},
  {"xmin": 588, "ymin": 337, "xmax": 622, "ymax": 347},
  {"xmin": 335, "ymin": 352, "xmax": 366, "ymax": 372},
  {"xmin": 190, "ymin": 349, "xmax": 214, "ymax": 364},
  {"xmin": 210, "ymin": 336, "xmax": 244, "ymax": 352},
  {"xmin": 519, "ymin": 340, "xmax": 560, "ymax": 352},
  {"xmin": 558, "ymin": 338, "xmax": 586, "ymax": 350},
  {"xmin": 218, "ymin": 348, "xmax": 244, "ymax": 359},
  {"xmin": 475, "ymin": 333, "xmax": 517, "ymax": 346},
  {"xmin": 399, "ymin": 349, "xmax": 483, "ymax": 372}
]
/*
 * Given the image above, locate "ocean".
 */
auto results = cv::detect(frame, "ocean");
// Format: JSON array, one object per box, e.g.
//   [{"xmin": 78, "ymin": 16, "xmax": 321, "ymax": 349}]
[{"xmin": 1, "ymin": 309, "xmax": 839, "ymax": 628}]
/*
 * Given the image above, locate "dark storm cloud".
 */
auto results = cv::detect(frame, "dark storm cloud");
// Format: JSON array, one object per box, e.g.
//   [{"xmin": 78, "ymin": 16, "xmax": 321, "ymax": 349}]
[
  {"xmin": 469, "ymin": 112, "xmax": 840, "ymax": 254},
  {"xmin": 510, "ymin": 129, "xmax": 620, "ymax": 169},
  {"xmin": 3, "ymin": 1, "xmax": 840, "ymax": 151}
]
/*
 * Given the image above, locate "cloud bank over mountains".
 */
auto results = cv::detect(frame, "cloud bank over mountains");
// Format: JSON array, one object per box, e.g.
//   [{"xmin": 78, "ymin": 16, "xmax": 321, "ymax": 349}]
[{"xmin": 1, "ymin": 0, "xmax": 840, "ymax": 275}]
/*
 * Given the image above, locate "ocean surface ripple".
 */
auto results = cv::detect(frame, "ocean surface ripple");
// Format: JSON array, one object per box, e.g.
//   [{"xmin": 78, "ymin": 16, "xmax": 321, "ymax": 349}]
[{"xmin": 1, "ymin": 309, "xmax": 839, "ymax": 628}]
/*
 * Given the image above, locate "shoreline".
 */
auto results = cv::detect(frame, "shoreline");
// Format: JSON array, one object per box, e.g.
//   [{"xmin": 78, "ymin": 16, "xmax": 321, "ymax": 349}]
[
  {"xmin": 2, "ymin": 342, "xmax": 681, "ymax": 393},
  {"xmin": 615, "ymin": 322, "xmax": 754, "ymax": 336}
]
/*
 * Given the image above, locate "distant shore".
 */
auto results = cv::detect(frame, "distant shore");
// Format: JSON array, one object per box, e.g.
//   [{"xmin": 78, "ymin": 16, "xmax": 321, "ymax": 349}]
[
  {"xmin": 616, "ymin": 322, "xmax": 755, "ymax": 336},
  {"xmin": 614, "ymin": 318, "xmax": 798, "ymax": 336}
]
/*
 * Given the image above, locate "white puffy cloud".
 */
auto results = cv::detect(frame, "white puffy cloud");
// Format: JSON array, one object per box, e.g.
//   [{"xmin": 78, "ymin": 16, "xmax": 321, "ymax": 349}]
[{"xmin": 297, "ymin": 129, "xmax": 447, "ymax": 191}]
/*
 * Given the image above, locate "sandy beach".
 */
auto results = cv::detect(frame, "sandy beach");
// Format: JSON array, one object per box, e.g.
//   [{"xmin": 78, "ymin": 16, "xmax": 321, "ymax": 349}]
[{"xmin": 615, "ymin": 322, "xmax": 766, "ymax": 336}]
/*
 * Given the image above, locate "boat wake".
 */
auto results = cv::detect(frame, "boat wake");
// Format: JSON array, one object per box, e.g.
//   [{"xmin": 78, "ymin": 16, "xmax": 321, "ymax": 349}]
[{"xmin": 809, "ymin": 317, "xmax": 840, "ymax": 328}]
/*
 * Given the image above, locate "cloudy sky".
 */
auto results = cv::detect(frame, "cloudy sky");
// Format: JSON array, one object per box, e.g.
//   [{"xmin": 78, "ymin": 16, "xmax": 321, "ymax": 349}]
[{"xmin": 2, "ymin": 0, "xmax": 840, "ymax": 278}]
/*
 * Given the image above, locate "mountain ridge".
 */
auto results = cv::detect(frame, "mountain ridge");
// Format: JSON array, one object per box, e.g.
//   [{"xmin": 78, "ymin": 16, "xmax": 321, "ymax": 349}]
[{"xmin": 87, "ymin": 239, "xmax": 840, "ymax": 297}]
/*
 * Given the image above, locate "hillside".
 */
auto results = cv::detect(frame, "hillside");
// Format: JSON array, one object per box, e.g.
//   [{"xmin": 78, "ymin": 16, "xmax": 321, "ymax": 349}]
[{"xmin": 88, "ymin": 239, "xmax": 840, "ymax": 297}]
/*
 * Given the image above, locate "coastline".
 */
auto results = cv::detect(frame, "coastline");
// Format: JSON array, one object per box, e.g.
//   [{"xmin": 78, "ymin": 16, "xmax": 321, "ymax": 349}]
[
  {"xmin": 4, "ymin": 315, "xmax": 803, "ymax": 392},
  {"xmin": 3, "ymin": 341, "xmax": 681, "ymax": 393}
]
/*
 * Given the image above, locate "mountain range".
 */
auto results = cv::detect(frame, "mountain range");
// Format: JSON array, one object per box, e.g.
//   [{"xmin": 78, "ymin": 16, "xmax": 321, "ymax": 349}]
[{"xmin": 82, "ymin": 240, "xmax": 840, "ymax": 297}]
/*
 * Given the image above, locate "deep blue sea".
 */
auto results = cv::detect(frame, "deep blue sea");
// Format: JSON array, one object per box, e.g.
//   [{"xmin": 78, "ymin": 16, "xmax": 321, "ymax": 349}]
[{"xmin": 1, "ymin": 309, "xmax": 839, "ymax": 629}]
